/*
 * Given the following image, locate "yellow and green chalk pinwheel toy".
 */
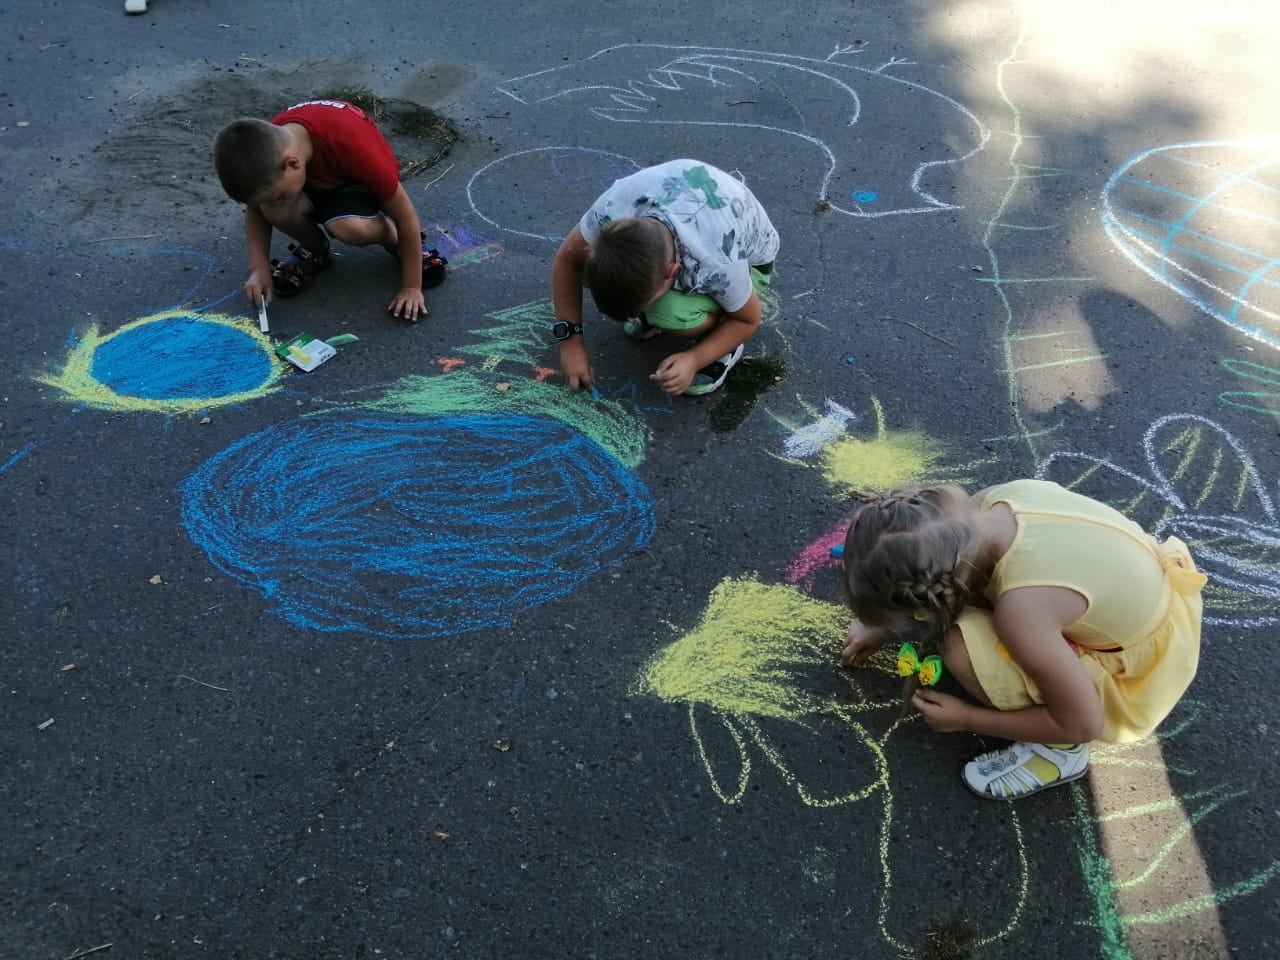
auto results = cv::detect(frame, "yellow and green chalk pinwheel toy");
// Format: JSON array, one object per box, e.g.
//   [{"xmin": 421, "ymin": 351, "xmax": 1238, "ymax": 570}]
[{"xmin": 897, "ymin": 643, "xmax": 943, "ymax": 686}]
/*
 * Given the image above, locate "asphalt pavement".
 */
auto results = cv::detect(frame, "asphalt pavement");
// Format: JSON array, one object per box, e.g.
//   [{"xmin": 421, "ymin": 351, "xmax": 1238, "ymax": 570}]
[{"xmin": 3, "ymin": 2, "xmax": 1279, "ymax": 958}]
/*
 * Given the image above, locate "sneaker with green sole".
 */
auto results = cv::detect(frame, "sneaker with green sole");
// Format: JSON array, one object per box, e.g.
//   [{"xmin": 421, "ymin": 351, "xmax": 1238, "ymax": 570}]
[{"xmin": 683, "ymin": 343, "xmax": 745, "ymax": 396}]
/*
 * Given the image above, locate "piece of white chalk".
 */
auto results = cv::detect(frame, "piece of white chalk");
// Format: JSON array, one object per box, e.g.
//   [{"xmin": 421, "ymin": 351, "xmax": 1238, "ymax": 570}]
[{"xmin": 258, "ymin": 299, "xmax": 270, "ymax": 333}]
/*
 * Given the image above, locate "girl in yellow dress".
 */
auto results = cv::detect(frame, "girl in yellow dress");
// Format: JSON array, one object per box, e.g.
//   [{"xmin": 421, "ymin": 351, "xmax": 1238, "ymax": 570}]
[{"xmin": 839, "ymin": 479, "xmax": 1206, "ymax": 800}]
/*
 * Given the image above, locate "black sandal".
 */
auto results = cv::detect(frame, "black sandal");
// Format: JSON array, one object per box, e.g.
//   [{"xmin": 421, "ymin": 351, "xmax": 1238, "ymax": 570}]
[
  {"xmin": 422, "ymin": 246, "xmax": 449, "ymax": 289},
  {"xmin": 271, "ymin": 243, "xmax": 332, "ymax": 298}
]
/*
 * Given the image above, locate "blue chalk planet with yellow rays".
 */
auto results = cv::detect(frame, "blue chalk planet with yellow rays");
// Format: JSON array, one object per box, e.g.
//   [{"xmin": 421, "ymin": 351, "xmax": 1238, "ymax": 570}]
[{"xmin": 40, "ymin": 310, "xmax": 282, "ymax": 413}]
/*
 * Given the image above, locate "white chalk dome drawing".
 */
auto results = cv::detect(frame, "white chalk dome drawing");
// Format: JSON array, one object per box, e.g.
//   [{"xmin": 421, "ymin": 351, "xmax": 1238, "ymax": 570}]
[
  {"xmin": 1102, "ymin": 138, "xmax": 1280, "ymax": 348},
  {"xmin": 492, "ymin": 43, "xmax": 989, "ymax": 222},
  {"xmin": 466, "ymin": 147, "xmax": 643, "ymax": 242}
]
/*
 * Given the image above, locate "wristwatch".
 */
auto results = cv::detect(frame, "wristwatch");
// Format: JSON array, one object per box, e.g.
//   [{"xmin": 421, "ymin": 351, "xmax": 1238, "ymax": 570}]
[{"xmin": 551, "ymin": 321, "xmax": 584, "ymax": 341}]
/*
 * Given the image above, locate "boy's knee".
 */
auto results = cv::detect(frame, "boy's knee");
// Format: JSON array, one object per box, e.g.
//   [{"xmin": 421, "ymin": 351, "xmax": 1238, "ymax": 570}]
[{"xmin": 324, "ymin": 216, "xmax": 385, "ymax": 246}]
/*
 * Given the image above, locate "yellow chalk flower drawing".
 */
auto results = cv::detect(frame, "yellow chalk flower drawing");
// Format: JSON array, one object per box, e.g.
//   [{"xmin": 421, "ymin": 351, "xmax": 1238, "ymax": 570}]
[
  {"xmin": 635, "ymin": 577, "xmax": 1029, "ymax": 954},
  {"xmin": 772, "ymin": 395, "xmax": 988, "ymax": 493}
]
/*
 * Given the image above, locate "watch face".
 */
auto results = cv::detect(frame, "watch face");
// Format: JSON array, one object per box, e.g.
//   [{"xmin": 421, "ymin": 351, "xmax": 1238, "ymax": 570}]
[{"xmin": 552, "ymin": 321, "xmax": 570, "ymax": 340}]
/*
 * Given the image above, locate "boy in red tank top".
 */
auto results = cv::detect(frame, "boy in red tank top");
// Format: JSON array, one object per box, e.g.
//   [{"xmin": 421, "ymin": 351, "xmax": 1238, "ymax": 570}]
[{"xmin": 213, "ymin": 100, "xmax": 446, "ymax": 322}]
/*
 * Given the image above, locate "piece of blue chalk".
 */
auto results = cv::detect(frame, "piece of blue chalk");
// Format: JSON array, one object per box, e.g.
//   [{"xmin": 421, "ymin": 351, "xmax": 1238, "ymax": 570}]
[
  {"xmin": 591, "ymin": 384, "xmax": 601, "ymax": 400},
  {"xmin": 830, "ymin": 544, "xmax": 844, "ymax": 558}
]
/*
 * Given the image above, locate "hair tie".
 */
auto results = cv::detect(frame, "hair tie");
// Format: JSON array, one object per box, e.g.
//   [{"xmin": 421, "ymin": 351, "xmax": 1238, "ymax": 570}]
[{"xmin": 897, "ymin": 643, "xmax": 943, "ymax": 686}]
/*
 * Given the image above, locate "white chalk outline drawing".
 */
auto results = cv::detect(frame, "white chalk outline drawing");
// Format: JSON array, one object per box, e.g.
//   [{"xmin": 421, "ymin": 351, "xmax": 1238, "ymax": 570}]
[
  {"xmin": 1037, "ymin": 413, "xmax": 1280, "ymax": 629},
  {"xmin": 1101, "ymin": 137, "xmax": 1280, "ymax": 350},
  {"xmin": 495, "ymin": 43, "xmax": 990, "ymax": 218},
  {"xmin": 465, "ymin": 146, "xmax": 642, "ymax": 242}
]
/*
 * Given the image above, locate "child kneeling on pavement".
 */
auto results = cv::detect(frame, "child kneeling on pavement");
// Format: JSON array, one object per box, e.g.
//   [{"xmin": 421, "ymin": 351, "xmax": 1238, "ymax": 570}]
[
  {"xmin": 213, "ymin": 99, "xmax": 446, "ymax": 323},
  {"xmin": 550, "ymin": 158, "xmax": 779, "ymax": 396}
]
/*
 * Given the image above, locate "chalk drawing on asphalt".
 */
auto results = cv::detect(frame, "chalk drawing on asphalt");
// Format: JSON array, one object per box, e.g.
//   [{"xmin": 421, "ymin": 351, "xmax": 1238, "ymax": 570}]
[
  {"xmin": 181, "ymin": 411, "xmax": 655, "ymax": 639},
  {"xmin": 467, "ymin": 147, "xmax": 643, "ymax": 242},
  {"xmin": 1102, "ymin": 138, "xmax": 1280, "ymax": 350},
  {"xmin": 1073, "ymin": 700, "xmax": 1280, "ymax": 960},
  {"xmin": 772, "ymin": 395, "xmax": 989, "ymax": 592},
  {"xmin": 39, "ymin": 310, "xmax": 282, "ymax": 414},
  {"xmin": 1037, "ymin": 412, "xmax": 1280, "ymax": 629},
  {"xmin": 1219, "ymin": 357, "xmax": 1280, "ymax": 417},
  {"xmin": 637, "ymin": 408, "xmax": 1280, "ymax": 955},
  {"xmin": 359, "ymin": 368, "xmax": 653, "ymax": 470},
  {"xmin": 496, "ymin": 43, "xmax": 990, "ymax": 218},
  {"xmin": 180, "ymin": 298, "xmax": 658, "ymax": 639},
  {"xmin": 634, "ymin": 576, "xmax": 1029, "ymax": 954},
  {"xmin": 969, "ymin": 18, "xmax": 1280, "ymax": 956}
]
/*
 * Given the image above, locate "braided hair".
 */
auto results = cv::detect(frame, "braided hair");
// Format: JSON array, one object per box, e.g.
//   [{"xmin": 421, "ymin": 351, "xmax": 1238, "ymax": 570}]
[
  {"xmin": 841, "ymin": 487, "xmax": 995, "ymax": 707},
  {"xmin": 841, "ymin": 487, "xmax": 994, "ymax": 638}
]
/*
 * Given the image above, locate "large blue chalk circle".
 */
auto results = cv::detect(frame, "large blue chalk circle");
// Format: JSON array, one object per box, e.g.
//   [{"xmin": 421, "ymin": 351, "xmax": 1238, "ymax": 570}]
[{"xmin": 180, "ymin": 412, "xmax": 656, "ymax": 638}]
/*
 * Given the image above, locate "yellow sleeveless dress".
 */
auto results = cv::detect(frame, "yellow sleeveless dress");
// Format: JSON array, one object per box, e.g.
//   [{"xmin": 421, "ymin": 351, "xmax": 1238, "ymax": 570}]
[{"xmin": 956, "ymin": 479, "xmax": 1206, "ymax": 744}]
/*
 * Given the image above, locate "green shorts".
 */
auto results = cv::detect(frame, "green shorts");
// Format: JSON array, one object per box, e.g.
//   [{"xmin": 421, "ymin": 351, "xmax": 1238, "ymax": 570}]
[{"xmin": 644, "ymin": 264, "xmax": 773, "ymax": 331}]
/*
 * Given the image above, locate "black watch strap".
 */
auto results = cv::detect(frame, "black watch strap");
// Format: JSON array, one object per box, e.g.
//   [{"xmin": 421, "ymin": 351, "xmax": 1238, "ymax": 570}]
[{"xmin": 551, "ymin": 321, "xmax": 584, "ymax": 341}]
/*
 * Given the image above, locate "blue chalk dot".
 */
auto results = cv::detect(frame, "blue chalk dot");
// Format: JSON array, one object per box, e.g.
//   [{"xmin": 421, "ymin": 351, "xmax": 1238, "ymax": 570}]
[
  {"xmin": 851, "ymin": 190, "xmax": 878, "ymax": 203},
  {"xmin": 91, "ymin": 315, "xmax": 272, "ymax": 401}
]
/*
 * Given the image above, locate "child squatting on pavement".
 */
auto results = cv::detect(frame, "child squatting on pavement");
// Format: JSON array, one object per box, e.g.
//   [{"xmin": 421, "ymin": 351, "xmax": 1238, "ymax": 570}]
[
  {"xmin": 838, "ymin": 479, "xmax": 1206, "ymax": 800},
  {"xmin": 213, "ymin": 99, "xmax": 447, "ymax": 324},
  {"xmin": 550, "ymin": 158, "xmax": 780, "ymax": 397}
]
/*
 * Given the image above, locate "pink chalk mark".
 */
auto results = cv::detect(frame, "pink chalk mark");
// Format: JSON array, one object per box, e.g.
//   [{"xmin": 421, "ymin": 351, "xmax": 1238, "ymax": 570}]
[{"xmin": 785, "ymin": 526, "xmax": 848, "ymax": 592}]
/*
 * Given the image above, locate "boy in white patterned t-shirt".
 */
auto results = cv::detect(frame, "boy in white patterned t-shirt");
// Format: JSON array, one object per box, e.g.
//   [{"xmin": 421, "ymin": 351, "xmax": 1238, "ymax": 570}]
[{"xmin": 550, "ymin": 159, "xmax": 780, "ymax": 396}]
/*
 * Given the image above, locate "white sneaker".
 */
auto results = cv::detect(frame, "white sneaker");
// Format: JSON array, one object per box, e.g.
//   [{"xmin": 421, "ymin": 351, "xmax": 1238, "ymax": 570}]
[
  {"xmin": 683, "ymin": 343, "xmax": 746, "ymax": 396},
  {"xmin": 962, "ymin": 742, "xmax": 1089, "ymax": 800},
  {"xmin": 622, "ymin": 314, "xmax": 662, "ymax": 340}
]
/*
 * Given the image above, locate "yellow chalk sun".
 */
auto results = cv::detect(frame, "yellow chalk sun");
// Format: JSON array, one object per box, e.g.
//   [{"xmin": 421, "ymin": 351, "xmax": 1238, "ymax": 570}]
[{"xmin": 820, "ymin": 397, "xmax": 973, "ymax": 494}]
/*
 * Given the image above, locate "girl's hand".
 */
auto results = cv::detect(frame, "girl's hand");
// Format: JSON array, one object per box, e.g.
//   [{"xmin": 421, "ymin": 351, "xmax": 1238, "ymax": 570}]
[
  {"xmin": 840, "ymin": 621, "xmax": 887, "ymax": 666},
  {"xmin": 911, "ymin": 689, "xmax": 971, "ymax": 733}
]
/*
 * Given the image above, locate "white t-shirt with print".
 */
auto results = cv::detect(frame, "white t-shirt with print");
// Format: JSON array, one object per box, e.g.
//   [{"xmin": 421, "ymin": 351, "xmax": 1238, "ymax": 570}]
[{"xmin": 579, "ymin": 159, "xmax": 780, "ymax": 313}]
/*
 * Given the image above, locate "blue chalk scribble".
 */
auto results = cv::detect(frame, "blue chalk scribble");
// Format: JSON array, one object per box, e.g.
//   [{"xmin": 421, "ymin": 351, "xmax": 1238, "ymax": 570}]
[
  {"xmin": 180, "ymin": 411, "xmax": 656, "ymax": 639},
  {"xmin": 850, "ymin": 190, "xmax": 879, "ymax": 203},
  {"xmin": 90, "ymin": 314, "xmax": 274, "ymax": 401}
]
